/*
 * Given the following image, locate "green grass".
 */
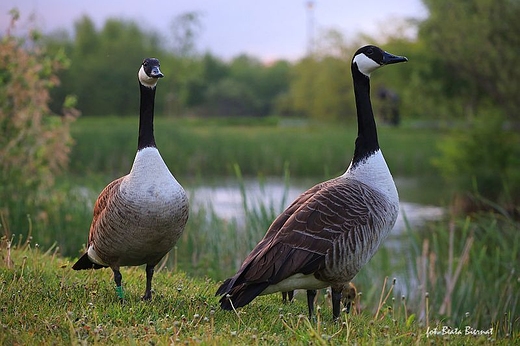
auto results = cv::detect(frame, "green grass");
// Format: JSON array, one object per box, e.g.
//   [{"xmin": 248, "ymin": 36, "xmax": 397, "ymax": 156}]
[
  {"xmin": 69, "ymin": 116, "xmax": 443, "ymax": 180},
  {"xmin": 1, "ymin": 237, "xmax": 516, "ymax": 345},
  {"xmin": 4, "ymin": 170, "xmax": 517, "ymax": 341}
]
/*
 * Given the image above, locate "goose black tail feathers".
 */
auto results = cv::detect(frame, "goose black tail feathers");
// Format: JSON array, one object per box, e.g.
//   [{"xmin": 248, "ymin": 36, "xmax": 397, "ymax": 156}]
[
  {"xmin": 72, "ymin": 253, "xmax": 106, "ymax": 270},
  {"xmin": 217, "ymin": 281, "xmax": 270, "ymax": 310}
]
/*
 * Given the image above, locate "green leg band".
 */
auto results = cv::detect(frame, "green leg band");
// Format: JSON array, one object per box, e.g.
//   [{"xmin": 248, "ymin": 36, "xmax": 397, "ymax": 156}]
[{"xmin": 115, "ymin": 285, "xmax": 124, "ymax": 299}]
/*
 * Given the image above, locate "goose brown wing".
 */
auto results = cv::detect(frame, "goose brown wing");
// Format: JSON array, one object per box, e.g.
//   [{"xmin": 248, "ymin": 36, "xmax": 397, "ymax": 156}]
[
  {"xmin": 216, "ymin": 182, "xmax": 326, "ymax": 297},
  {"xmin": 245, "ymin": 178, "xmax": 371, "ymax": 281},
  {"xmin": 238, "ymin": 182, "xmax": 326, "ymax": 263},
  {"xmin": 220, "ymin": 177, "xmax": 372, "ymax": 293},
  {"xmin": 87, "ymin": 177, "xmax": 124, "ymax": 245},
  {"xmin": 266, "ymin": 182, "xmax": 326, "ymax": 236}
]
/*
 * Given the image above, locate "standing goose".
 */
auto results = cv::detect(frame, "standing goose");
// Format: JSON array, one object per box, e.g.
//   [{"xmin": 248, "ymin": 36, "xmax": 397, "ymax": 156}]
[
  {"xmin": 73, "ymin": 58, "xmax": 189, "ymax": 301},
  {"xmin": 216, "ymin": 45, "xmax": 406, "ymax": 320}
]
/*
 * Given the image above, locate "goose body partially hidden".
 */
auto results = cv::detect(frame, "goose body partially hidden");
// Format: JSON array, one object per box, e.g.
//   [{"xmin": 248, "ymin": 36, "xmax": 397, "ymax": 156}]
[
  {"xmin": 216, "ymin": 45, "xmax": 406, "ymax": 320},
  {"xmin": 282, "ymin": 282, "xmax": 358, "ymax": 317},
  {"xmin": 73, "ymin": 58, "xmax": 189, "ymax": 301}
]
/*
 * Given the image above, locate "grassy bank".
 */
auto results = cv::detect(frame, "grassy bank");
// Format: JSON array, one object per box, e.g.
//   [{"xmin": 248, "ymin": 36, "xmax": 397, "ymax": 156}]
[
  {"xmin": 1, "ymin": 238, "xmax": 516, "ymax": 345},
  {"xmin": 2, "ymin": 178, "xmax": 518, "ymax": 336}
]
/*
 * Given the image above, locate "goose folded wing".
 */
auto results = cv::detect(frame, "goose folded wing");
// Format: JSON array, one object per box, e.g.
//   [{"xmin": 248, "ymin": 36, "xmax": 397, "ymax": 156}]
[
  {"xmin": 215, "ymin": 183, "xmax": 325, "ymax": 296},
  {"xmin": 235, "ymin": 178, "xmax": 373, "ymax": 285},
  {"xmin": 242, "ymin": 182, "xmax": 326, "ymax": 261},
  {"xmin": 87, "ymin": 177, "xmax": 124, "ymax": 244}
]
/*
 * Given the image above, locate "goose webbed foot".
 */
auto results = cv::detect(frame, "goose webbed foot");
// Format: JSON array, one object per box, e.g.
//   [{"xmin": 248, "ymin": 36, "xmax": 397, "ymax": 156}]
[
  {"xmin": 282, "ymin": 290, "xmax": 294, "ymax": 304},
  {"xmin": 141, "ymin": 290, "xmax": 152, "ymax": 301}
]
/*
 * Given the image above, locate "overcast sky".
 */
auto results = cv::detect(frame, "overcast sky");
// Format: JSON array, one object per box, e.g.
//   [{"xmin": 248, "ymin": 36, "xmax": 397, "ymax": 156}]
[{"xmin": 1, "ymin": 0, "xmax": 427, "ymax": 61}]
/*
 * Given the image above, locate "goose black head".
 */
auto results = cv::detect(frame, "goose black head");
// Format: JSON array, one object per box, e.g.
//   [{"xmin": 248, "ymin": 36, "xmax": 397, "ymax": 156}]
[
  {"xmin": 138, "ymin": 58, "xmax": 164, "ymax": 88},
  {"xmin": 352, "ymin": 45, "xmax": 407, "ymax": 77}
]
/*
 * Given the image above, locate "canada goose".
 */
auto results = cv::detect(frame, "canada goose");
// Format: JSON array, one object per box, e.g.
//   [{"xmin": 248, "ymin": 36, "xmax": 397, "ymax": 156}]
[
  {"xmin": 341, "ymin": 282, "xmax": 358, "ymax": 314},
  {"xmin": 72, "ymin": 58, "xmax": 189, "ymax": 301},
  {"xmin": 216, "ymin": 45, "xmax": 405, "ymax": 320}
]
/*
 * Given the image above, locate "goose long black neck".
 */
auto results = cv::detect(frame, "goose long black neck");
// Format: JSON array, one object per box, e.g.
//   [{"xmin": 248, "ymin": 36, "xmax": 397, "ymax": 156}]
[
  {"xmin": 138, "ymin": 83, "xmax": 157, "ymax": 150},
  {"xmin": 351, "ymin": 64, "xmax": 379, "ymax": 166}
]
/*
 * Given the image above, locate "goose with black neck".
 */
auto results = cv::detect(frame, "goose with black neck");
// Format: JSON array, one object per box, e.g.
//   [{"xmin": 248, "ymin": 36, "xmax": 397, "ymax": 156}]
[
  {"xmin": 73, "ymin": 58, "xmax": 189, "ymax": 301},
  {"xmin": 216, "ymin": 45, "xmax": 406, "ymax": 320}
]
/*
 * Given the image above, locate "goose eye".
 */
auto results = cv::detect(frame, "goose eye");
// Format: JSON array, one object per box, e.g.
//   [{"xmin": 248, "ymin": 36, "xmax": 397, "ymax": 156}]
[{"xmin": 366, "ymin": 48, "xmax": 374, "ymax": 55}]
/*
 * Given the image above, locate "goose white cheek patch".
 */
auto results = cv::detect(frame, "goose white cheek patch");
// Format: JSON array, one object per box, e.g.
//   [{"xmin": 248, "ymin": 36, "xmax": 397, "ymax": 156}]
[
  {"xmin": 353, "ymin": 54, "xmax": 381, "ymax": 77},
  {"xmin": 138, "ymin": 65, "xmax": 158, "ymax": 88}
]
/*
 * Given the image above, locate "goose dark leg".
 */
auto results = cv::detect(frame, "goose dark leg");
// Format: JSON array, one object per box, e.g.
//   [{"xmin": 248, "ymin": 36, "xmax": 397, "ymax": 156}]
[
  {"xmin": 282, "ymin": 290, "xmax": 294, "ymax": 303},
  {"xmin": 142, "ymin": 264, "xmax": 154, "ymax": 301},
  {"xmin": 331, "ymin": 286, "xmax": 342, "ymax": 321},
  {"xmin": 113, "ymin": 268, "xmax": 124, "ymax": 300},
  {"xmin": 307, "ymin": 289, "xmax": 317, "ymax": 319}
]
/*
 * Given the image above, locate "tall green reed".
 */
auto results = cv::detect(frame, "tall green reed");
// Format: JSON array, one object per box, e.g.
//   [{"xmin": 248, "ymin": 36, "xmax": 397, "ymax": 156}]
[
  {"xmin": 172, "ymin": 163, "xmax": 292, "ymax": 280},
  {"xmin": 402, "ymin": 213, "xmax": 519, "ymax": 331}
]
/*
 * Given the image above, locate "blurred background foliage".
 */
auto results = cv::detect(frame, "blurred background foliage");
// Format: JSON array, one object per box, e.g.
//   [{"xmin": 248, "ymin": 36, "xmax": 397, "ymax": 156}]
[
  {"xmin": 38, "ymin": 1, "xmax": 520, "ymax": 209},
  {"xmin": 1, "ymin": 0, "xmax": 519, "ymax": 217},
  {"xmin": 0, "ymin": 9, "xmax": 79, "ymax": 227},
  {"xmin": 34, "ymin": 1, "xmax": 520, "ymax": 122},
  {"xmin": 0, "ymin": 0, "xmax": 519, "ymax": 220}
]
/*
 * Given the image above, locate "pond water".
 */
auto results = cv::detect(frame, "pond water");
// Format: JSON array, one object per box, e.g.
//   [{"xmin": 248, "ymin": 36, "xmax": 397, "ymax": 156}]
[{"xmin": 188, "ymin": 177, "xmax": 444, "ymax": 236}]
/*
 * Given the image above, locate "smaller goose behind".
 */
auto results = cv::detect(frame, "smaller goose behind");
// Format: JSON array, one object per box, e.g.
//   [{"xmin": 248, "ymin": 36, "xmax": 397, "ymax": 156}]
[
  {"xmin": 73, "ymin": 58, "xmax": 189, "ymax": 301},
  {"xmin": 340, "ymin": 282, "xmax": 358, "ymax": 314}
]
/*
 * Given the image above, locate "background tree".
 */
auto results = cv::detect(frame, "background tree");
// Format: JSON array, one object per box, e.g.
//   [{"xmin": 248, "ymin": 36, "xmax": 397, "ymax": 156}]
[
  {"xmin": 174, "ymin": 53, "xmax": 228, "ymax": 115},
  {"xmin": 187, "ymin": 54, "xmax": 290, "ymax": 117},
  {"xmin": 47, "ymin": 16, "xmax": 166, "ymax": 117},
  {"xmin": 286, "ymin": 30, "xmax": 356, "ymax": 122},
  {"xmin": 419, "ymin": 0, "xmax": 520, "ymax": 209},
  {"xmin": 419, "ymin": 0, "xmax": 520, "ymax": 120},
  {"xmin": 170, "ymin": 11, "xmax": 203, "ymax": 57}
]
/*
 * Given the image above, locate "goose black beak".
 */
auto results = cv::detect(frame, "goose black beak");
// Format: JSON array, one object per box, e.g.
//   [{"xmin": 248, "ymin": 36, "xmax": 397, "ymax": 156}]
[
  {"xmin": 151, "ymin": 66, "xmax": 164, "ymax": 78},
  {"xmin": 382, "ymin": 51, "xmax": 408, "ymax": 65}
]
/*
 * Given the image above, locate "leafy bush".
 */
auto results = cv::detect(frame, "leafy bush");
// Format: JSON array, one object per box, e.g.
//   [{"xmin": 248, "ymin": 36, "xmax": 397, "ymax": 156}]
[
  {"xmin": 0, "ymin": 10, "xmax": 78, "ymax": 234},
  {"xmin": 432, "ymin": 111, "xmax": 520, "ymax": 212}
]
